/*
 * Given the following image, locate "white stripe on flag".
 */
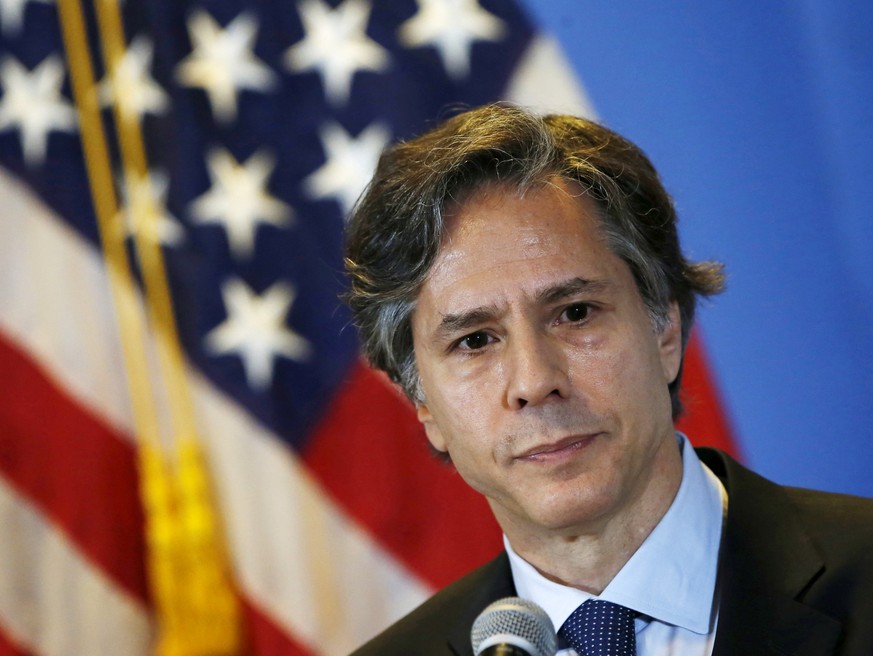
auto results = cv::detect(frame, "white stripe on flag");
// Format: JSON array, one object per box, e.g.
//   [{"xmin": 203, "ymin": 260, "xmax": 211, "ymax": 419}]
[{"xmin": 0, "ymin": 477, "xmax": 153, "ymax": 656}]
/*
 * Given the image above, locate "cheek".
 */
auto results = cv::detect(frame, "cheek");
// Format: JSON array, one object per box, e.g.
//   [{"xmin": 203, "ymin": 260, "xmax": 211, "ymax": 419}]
[
  {"xmin": 567, "ymin": 333, "xmax": 667, "ymax": 413},
  {"xmin": 443, "ymin": 390, "xmax": 496, "ymax": 444},
  {"xmin": 422, "ymin": 381, "xmax": 492, "ymax": 451},
  {"xmin": 431, "ymin": 355, "xmax": 509, "ymax": 412},
  {"xmin": 566, "ymin": 334, "xmax": 627, "ymax": 392},
  {"xmin": 610, "ymin": 343, "xmax": 674, "ymax": 428},
  {"xmin": 451, "ymin": 355, "xmax": 509, "ymax": 394}
]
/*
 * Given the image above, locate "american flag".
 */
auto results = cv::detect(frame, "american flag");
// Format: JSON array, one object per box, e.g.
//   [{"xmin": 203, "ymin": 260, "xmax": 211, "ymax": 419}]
[{"xmin": 0, "ymin": 0, "xmax": 736, "ymax": 654}]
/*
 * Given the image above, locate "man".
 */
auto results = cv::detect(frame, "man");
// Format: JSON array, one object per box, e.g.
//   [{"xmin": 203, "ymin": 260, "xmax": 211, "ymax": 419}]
[{"xmin": 344, "ymin": 104, "xmax": 873, "ymax": 655}]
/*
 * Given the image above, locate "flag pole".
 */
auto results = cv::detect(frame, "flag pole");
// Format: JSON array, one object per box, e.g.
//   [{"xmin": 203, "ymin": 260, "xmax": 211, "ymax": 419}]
[{"xmin": 57, "ymin": 1, "xmax": 242, "ymax": 653}]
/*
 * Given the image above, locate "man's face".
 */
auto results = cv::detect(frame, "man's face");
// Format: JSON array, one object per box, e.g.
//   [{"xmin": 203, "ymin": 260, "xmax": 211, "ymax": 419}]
[{"xmin": 411, "ymin": 180, "xmax": 683, "ymax": 540}]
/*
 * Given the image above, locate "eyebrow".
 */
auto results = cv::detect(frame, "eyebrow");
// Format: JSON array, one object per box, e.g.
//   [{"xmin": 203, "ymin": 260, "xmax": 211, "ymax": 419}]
[
  {"xmin": 432, "ymin": 277, "xmax": 611, "ymax": 340},
  {"xmin": 536, "ymin": 276, "xmax": 611, "ymax": 305},
  {"xmin": 433, "ymin": 305, "xmax": 501, "ymax": 341}
]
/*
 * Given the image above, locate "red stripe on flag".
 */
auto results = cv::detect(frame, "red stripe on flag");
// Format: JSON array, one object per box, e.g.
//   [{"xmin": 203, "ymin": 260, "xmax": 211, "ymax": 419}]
[
  {"xmin": 676, "ymin": 329, "xmax": 741, "ymax": 458},
  {"xmin": 303, "ymin": 360, "xmax": 502, "ymax": 590},
  {"xmin": 0, "ymin": 626, "xmax": 30, "ymax": 656},
  {"xmin": 0, "ymin": 332, "xmax": 149, "ymax": 603},
  {"xmin": 241, "ymin": 597, "xmax": 316, "ymax": 656}
]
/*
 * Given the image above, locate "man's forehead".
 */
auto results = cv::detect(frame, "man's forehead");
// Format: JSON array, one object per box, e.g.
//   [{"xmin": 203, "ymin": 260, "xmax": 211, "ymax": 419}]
[
  {"xmin": 412, "ymin": 182, "xmax": 629, "ymax": 330},
  {"xmin": 438, "ymin": 179, "xmax": 607, "ymax": 258},
  {"xmin": 442, "ymin": 176, "xmax": 589, "ymax": 224},
  {"xmin": 434, "ymin": 180, "xmax": 608, "ymax": 265}
]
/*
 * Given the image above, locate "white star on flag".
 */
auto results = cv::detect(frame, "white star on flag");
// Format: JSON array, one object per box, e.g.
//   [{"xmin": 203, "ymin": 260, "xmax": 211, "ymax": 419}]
[
  {"xmin": 0, "ymin": 0, "xmax": 53, "ymax": 36},
  {"xmin": 0, "ymin": 55, "xmax": 77, "ymax": 167},
  {"xmin": 398, "ymin": 0, "xmax": 506, "ymax": 79},
  {"xmin": 304, "ymin": 121, "xmax": 390, "ymax": 216},
  {"xmin": 190, "ymin": 148, "xmax": 292, "ymax": 259},
  {"xmin": 99, "ymin": 36, "xmax": 169, "ymax": 124},
  {"xmin": 176, "ymin": 10, "xmax": 277, "ymax": 123},
  {"xmin": 116, "ymin": 170, "xmax": 184, "ymax": 247},
  {"xmin": 284, "ymin": 0, "xmax": 389, "ymax": 106},
  {"xmin": 205, "ymin": 279, "xmax": 312, "ymax": 390}
]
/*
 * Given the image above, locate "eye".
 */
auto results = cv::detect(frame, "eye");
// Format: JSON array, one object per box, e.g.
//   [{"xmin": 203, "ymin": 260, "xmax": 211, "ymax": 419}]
[
  {"xmin": 561, "ymin": 302, "xmax": 591, "ymax": 323},
  {"xmin": 457, "ymin": 331, "xmax": 492, "ymax": 351}
]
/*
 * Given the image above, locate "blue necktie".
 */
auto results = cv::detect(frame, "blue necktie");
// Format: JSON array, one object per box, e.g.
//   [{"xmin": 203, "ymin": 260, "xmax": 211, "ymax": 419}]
[{"xmin": 559, "ymin": 599, "xmax": 638, "ymax": 655}]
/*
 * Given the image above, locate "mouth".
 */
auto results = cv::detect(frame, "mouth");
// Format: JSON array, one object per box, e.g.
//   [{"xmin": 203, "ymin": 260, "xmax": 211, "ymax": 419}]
[{"xmin": 514, "ymin": 433, "xmax": 600, "ymax": 462}]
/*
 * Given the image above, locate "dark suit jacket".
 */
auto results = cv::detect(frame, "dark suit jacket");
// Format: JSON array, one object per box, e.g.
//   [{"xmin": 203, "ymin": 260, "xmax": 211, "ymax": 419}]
[{"xmin": 350, "ymin": 448, "xmax": 873, "ymax": 655}]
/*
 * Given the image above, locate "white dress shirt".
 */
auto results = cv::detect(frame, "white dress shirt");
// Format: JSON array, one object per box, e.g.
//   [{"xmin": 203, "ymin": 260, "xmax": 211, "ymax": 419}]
[{"xmin": 507, "ymin": 433, "xmax": 728, "ymax": 656}]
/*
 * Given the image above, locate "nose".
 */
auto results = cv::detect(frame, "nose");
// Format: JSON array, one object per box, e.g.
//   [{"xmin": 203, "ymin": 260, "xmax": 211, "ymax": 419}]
[{"xmin": 505, "ymin": 330, "xmax": 570, "ymax": 410}]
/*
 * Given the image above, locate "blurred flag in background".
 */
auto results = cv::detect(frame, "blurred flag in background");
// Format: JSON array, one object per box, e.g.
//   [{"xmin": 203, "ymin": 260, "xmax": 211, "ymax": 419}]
[{"xmin": 0, "ymin": 1, "xmax": 736, "ymax": 654}]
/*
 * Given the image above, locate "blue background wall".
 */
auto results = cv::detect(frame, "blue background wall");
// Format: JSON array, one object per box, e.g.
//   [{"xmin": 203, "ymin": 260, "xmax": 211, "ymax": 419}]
[{"xmin": 522, "ymin": 1, "xmax": 873, "ymax": 497}]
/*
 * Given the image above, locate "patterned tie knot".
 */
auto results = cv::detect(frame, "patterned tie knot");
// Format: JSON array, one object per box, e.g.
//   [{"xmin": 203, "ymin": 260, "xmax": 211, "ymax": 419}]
[{"xmin": 559, "ymin": 599, "xmax": 638, "ymax": 655}]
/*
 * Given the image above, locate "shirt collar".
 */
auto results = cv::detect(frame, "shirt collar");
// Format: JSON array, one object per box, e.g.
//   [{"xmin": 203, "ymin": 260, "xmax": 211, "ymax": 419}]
[{"xmin": 507, "ymin": 433, "xmax": 726, "ymax": 635}]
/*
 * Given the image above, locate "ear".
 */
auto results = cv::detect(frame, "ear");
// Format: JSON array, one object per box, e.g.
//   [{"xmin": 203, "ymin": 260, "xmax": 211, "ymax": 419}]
[
  {"xmin": 658, "ymin": 302, "xmax": 683, "ymax": 385},
  {"xmin": 416, "ymin": 402, "xmax": 448, "ymax": 454}
]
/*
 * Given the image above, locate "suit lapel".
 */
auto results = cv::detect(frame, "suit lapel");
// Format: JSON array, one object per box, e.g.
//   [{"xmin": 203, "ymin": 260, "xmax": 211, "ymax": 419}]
[
  {"xmin": 445, "ymin": 552, "xmax": 517, "ymax": 656},
  {"xmin": 698, "ymin": 449, "xmax": 843, "ymax": 656}
]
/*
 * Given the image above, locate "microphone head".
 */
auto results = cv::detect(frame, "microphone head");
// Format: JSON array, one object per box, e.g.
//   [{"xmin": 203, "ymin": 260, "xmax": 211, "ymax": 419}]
[{"xmin": 471, "ymin": 597, "xmax": 557, "ymax": 656}]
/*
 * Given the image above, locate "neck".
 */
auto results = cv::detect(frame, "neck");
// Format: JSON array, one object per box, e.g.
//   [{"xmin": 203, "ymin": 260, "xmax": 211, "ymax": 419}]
[{"xmin": 502, "ymin": 435, "xmax": 683, "ymax": 594}]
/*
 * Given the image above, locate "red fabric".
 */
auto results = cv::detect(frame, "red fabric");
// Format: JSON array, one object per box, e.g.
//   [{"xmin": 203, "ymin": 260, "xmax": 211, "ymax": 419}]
[
  {"xmin": 676, "ymin": 329, "xmax": 741, "ymax": 458},
  {"xmin": 241, "ymin": 597, "xmax": 316, "ymax": 656},
  {"xmin": 0, "ymin": 627, "xmax": 30, "ymax": 656},
  {"xmin": 0, "ymin": 332, "xmax": 149, "ymax": 602}
]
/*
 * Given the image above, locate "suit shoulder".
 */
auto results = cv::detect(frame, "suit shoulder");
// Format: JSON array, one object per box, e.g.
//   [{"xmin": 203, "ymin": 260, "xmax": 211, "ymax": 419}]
[
  {"xmin": 699, "ymin": 446, "xmax": 873, "ymax": 542},
  {"xmin": 350, "ymin": 553, "xmax": 512, "ymax": 656},
  {"xmin": 785, "ymin": 486, "xmax": 873, "ymax": 552},
  {"xmin": 785, "ymin": 486, "xmax": 873, "ymax": 528}
]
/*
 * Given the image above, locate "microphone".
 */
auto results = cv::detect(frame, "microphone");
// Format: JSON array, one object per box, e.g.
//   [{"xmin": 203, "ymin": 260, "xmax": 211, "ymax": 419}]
[{"xmin": 471, "ymin": 597, "xmax": 557, "ymax": 656}]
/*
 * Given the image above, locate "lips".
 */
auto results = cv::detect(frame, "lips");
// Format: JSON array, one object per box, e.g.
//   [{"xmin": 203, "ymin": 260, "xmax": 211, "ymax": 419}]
[{"xmin": 515, "ymin": 433, "xmax": 599, "ymax": 461}]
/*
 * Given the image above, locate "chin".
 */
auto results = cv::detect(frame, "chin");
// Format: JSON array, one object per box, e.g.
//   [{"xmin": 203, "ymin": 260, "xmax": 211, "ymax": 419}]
[{"xmin": 536, "ymin": 480, "xmax": 624, "ymax": 530}]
